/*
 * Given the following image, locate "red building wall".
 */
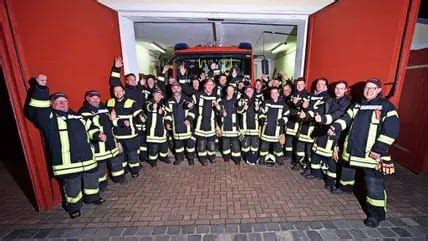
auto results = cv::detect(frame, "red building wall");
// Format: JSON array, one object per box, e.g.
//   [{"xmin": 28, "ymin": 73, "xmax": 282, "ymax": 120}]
[{"xmin": 0, "ymin": 0, "xmax": 122, "ymax": 210}]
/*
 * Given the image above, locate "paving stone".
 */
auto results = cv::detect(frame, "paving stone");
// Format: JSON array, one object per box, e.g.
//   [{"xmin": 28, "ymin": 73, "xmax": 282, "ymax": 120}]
[
  {"xmin": 253, "ymin": 224, "xmax": 266, "ymax": 232},
  {"xmin": 14, "ymin": 229, "xmax": 39, "ymax": 239},
  {"xmin": 414, "ymin": 217, "xmax": 428, "ymax": 226},
  {"xmin": 401, "ymin": 217, "xmax": 420, "ymax": 227},
  {"xmin": 111, "ymin": 237, "xmax": 126, "ymax": 241},
  {"xmin": 233, "ymin": 233, "xmax": 247, "ymax": 241},
  {"xmin": 182, "ymin": 226, "xmax": 196, "ymax": 234},
  {"xmin": 319, "ymin": 230, "xmax": 338, "ymax": 240},
  {"xmin": 225, "ymin": 224, "xmax": 238, "ymax": 233},
  {"xmin": 347, "ymin": 219, "xmax": 367, "ymax": 229},
  {"xmin": 294, "ymin": 222, "xmax": 310, "ymax": 231},
  {"xmin": 204, "ymin": 234, "xmax": 218, "ymax": 241},
  {"xmin": 335, "ymin": 230, "xmax": 352, "ymax": 239},
  {"xmin": 363, "ymin": 228, "xmax": 383, "ymax": 238},
  {"xmin": 123, "ymin": 227, "xmax": 138, "ymax": 236},
  {"xmin": 263, "ymin": 232, "xmax": 278, "ymax": 241},
  {"xmin": 197, "ymin": 225, "xmax": 210, "ymax": 234},
  {"xmin": 290, "ymin": 231, "xmax": 307, "ymax": 241},
  {"xmin": 307, "ymin": 221, "xmax": 323, "ymax": 230},
  {"xmin": 276, "ymin": 231, "xmax": 293, "ymax": 241},
  {"xmin": 188, "ymin": 234, "xmax": 203, "ymax": 241},
  {"xmin": 218, "ymin": 233, "xmax": 233, "ymax": 241},
  {"xmin": 279, "ymin": 223, "xmax": 294, "ymax": 231},
  {"xmin": 332, "ymin": 220, "xmax": 351, "ymax": 229},
  {"xmin": 155, "ymin": 235, "xmax": 170, "ymax": 241},
  {"xmin": 247, "ymin": 233, "xmax": 262, "ymax": 241},
  {"xmin": 136, "ymin": 227, "xmax": 154, "ymax": 235},
  {"xmin": 141, "ymin": 236, "xmax": 154, "ymax": 241},
  {"xmin": 167, "ymin": 226, "xmax": 182, "ymax": 235},
  {"xmin": 265, "ymin": 223, "xmax": 280, "ymax": 231},
  {"xmin": 388, "ymin": 217, "xmax": 407, "ymax": 227},
  {"xmin": 348, "ymin": 229, "xmax": 367, "ymax": 239},
  {"xmin": 126, "ymin": 237, "xmax": 141, "ymax": 241},
  {"xmin": 378, "ymin": 228, "xmax": 398, "ymax": 238},
  {"xmin": 48, "ymin": 228, "xmax": 69, "ymax": 238},
  {"xmin": 239, "ymin": 224, "xmax": 252, "ymax": 233},
  {"xmin": 32, "ymin": 229, "xmax": 52, "ymax": 239},
  {"xmin": 2, "ymin": 230, "xmax": 21, "ymax": 240},
  {"xmin": 153, "ymin": 226, "xmax": 168, "ymax": 235},
  {"xmin": 378, "ymin": 220, "xmax": 394, "ymax": 228},
  {"xmin": 391, "ymin": 227, "xmax": 412, "ymax": 237},
  {"xmin": 320, "ymin": 220, "xmax": 336, "ymax": 229},
  {"xmin": 305, "ymin": 231, "xmax": 322, "ymax": 241},
  {"xmin": 170, "ymin": 235, "xmax": 187, "ymax": 241},
  {"xmin": 405, "ymin": 226, "xmax": 426, "ymax": 238},
  {"xmin": 211, "ymin": 225, "xmax": 225, "ymax": 233}
]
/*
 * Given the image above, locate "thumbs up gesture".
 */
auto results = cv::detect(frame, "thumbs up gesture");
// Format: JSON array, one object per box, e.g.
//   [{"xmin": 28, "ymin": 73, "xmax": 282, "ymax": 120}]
[{"xmin": 315, "ymin": 113, "xmax": 322, "ymax": 123}]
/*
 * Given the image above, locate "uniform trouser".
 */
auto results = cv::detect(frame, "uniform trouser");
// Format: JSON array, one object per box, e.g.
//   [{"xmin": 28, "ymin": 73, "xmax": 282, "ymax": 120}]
[
  {"xmin": 259, "ymin": 140, "xmax": 283, "ymax": 163},
  {"xmin": 147, "ymin": 142, "xmax": 169, "ymax": 163},
  {"xmin": 106, "ymin": 154, "xmax": 125, "ymax": 183},
  {"xmin": 118, "ymin": 137, "xmax": 140, "ymax": 175},
  {"xmin": 310, "ymin": 153, "xmax": 329, "ymax": 179},
  {"xmin": 364, "ymin": 168, "xmax": 387, "ymax": 221},
  {"xmin": 138, "ymin": 132, "xmax": 148, "ymax": 162},
  {"xmin": 241, "ymin": 135, "xmax": 259, "ymax": 164},
  {"xmin": 325, "ymin": 157, "xmax": 338, "ymax": 188},
  {"xmin": 174, "ymin": 137, "xmax": 196, "ymax": 162},
  {"xmin": 338, "ymin": 163, "xmax": 356, "ymax": 192},
  {"xmin": 196, "ymin": 136, "xmax": 216, "ymax": 163},
  {"xmin": 60, "ymin": 170, "xmax": 100, "ymax": 213},
  {"xmin": 96, "ymin": 160, "xmax": 108, "ymax": 190},
  {"xmin": 296, "ymin": 141, "xmax": 313, "ymax": 165},
  {"xmin": 284, "ymin": 135, "xmax": 296, "ymax": 160},
  {"xmin": 221, "ymin": 136, "xmax": 241, "ymax": 163}
]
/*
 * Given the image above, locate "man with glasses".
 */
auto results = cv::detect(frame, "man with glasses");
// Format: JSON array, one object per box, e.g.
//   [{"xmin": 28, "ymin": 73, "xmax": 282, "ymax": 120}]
[{"xmin": 328, "ymin": 78, "xmax": 399, "ymax": 228}]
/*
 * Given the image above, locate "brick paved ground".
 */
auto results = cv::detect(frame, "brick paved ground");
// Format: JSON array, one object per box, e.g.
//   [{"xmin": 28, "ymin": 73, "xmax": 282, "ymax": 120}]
[{"xmin": 0, "ymin": 159, "xmax": 427, "ymax": 240}]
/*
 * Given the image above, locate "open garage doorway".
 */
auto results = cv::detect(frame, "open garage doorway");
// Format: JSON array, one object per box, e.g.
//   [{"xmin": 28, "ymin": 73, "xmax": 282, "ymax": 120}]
[{"xmin": 133, "ymin": 20, "xmax": 299, "ymax": 82}]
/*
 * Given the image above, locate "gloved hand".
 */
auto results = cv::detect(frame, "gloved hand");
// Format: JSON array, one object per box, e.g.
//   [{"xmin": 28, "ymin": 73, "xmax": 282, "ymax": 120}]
[{"xmin": 377, "ymin": 159, "xmax": 395, "ymax": 175}]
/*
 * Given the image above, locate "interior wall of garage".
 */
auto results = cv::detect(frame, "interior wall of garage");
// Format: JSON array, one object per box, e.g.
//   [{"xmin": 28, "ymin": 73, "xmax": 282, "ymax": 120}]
[{"xmin": 1, "ymin": 0, "xmax": 122, "ymax": 210}]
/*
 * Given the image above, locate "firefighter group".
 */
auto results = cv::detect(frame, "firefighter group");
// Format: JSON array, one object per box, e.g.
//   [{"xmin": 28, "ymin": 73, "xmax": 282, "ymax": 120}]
[{"xmin": 26, "ymin": 57, "xmax": 399, "ymax": 228}]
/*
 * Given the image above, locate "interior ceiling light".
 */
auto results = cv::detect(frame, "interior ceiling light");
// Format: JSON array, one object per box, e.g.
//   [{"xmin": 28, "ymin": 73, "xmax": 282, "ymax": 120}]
[
  {"xmin": 150, "ymin": 42, "xmax": 166, "ymax": 53},
  {"xmin": 271, "ymin": 42, "xmax": 287, "ymax": 54}
]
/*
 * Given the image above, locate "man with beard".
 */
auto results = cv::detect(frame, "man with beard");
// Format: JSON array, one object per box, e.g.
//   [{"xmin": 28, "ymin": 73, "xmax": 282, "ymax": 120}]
[
  {"xmin": 79, "ymin": 90, "xmax": 126, "ymax": 191},
  {"xmin": 165, "ymin": 83, "xmax": 196, "ymax": 166}
]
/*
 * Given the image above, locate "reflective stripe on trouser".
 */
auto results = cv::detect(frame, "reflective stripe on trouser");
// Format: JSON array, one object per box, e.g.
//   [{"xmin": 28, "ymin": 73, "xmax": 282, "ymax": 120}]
[
  {"xmin": 325, "ymin": 157, "xmax": 338, "ymax": 187},
  {"xmin": 197, "ymin": 136, "xmax": 216, "ymax": 163},
  {"xmin": 97, "ymin": 160, "xmax": 108, "ymax": 190},
  {"xmin": 107, "ymin": 154, "xmax": 125, "ymax": 183},
  {"xmin": 139, "ymin": 132, "xmax": 148, "ymax": 162},
  {"xmin": 241, "ymin": 135, "xmax": 259, "ymax": 163},
  {"xmin": 148, "ymin": 142, "xmax": 169, "ymax": 163},
  {"xmin": 309, "ymin": 153, "xmax": 325, "ymax": 178},
  {"xmin": 119, "ymin": 137, "xmax": 140, "ymax": 175},
  {"xmin": 364, "ymin": 168, "xmax": 387, "ymax": 221},
  {"xmin": 174, "ymin": 138, "xmax": 196, "ymax": 162},
  {"xmin": 284, "ymin": 135, "xmax": 295, "ymax": 159},
  {"xmin": 296, "ymin": 141, "xmax": 312, "ymax": 162},
  {"xmin": 339, "ymin": 164, "xmax": 356, "ymax": 192},
  {"xmin": 259, "ymin": 140, "xmax": 283, "ymax": 163},
  {"xmin": 221, "ymin": 137, "xmax": 241, "ymax": 162},
  {"xmin": 61, "ymin": 170, "xmax": 100, "ymax": 213}
]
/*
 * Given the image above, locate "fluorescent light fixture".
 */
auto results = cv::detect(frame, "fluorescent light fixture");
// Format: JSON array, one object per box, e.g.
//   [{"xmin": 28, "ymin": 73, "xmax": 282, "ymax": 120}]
[
  {"xmin": 150, "ymin": 42, "xmax": 165, "ymax": 53},
  {"xmin": 271, "ymin": 42, "xmax": 287, "ymax": 54}
]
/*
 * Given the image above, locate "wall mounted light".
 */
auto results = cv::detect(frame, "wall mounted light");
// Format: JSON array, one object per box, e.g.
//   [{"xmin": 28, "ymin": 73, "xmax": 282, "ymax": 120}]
[
  {"xmin": 271, "ymin": 42, "xmax": 287, "ymax": 54},
  {"xmin": 150, "ymin": 42, "xmax": 166, "ymax": 53}
]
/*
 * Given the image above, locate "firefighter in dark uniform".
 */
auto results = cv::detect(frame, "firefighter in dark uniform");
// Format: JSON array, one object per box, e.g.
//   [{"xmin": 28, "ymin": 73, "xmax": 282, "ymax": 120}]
[
  {"xmin": 215, "ymin": 74, "xmax": 228, "ymax": 97},
  {"xmin": 144, "ymin": 88, "xmax": 170, "ymax": 166},
  {"xmin": 254, "ymin": 79, "xmax": 265, "ymax": 103},
  {"xmin": 177, "ymin": 62, "xmax": 193, "ymax": 97},
  {"xmin": 165, "ymin": 82, "xmax": 196, "ymax": 166},
  {"xmin": 286, "ymin": 78, "xmax": 310, "ymax": 168},
  {"xmin": 26, "ymin": 74, "xmax": 105, "ymax": 219},
  {"xmin": 109, "ymin": 57, "xmax": 148, "ymax": 166},
  {"xmin": 329, "ymin": 78, "xmax": 399, "ymax": 228},
  {"xmin": 237, "ymin": 87, "xmax": 261, "ymax": 165},
  {"xmin": 106, "ymin": 85, "xmax": 142, "ymax": 177},
  {"xmin": 192, "ymin": 78, "xmax": 222, "ymax": 165},
  {"xmin": 218, "ymin": 85, "xmax": 241, "ymax": 165},
  {"xmin": 298, "ymin": 78, "xmax": 332, "ymax": 175},
  {"xmin": 79, "ymin": 90, "xmax": 126, "ymax": 190},
  {"xmin": 258, "ymin": 87, "xmax": 289, "ymax": 165},
  {"xmin": 228, "ymin": 66, "xmax": 243, "ymax": 87},
  {"xmin": 305, "ymin": 81, "xmax": 351, "ymax": 191}
]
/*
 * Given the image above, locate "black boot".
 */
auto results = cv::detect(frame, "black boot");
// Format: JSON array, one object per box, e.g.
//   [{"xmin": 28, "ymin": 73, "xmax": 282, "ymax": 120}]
[{"xmin": 69, "ymin": 210, "xmax": 81, "ymax": 219}]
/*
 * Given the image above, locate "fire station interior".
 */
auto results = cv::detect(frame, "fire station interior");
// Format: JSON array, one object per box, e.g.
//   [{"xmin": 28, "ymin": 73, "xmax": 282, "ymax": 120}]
[{"xmin": 132, "ymin": 20, "xmax": 300, "ymax": 80}]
